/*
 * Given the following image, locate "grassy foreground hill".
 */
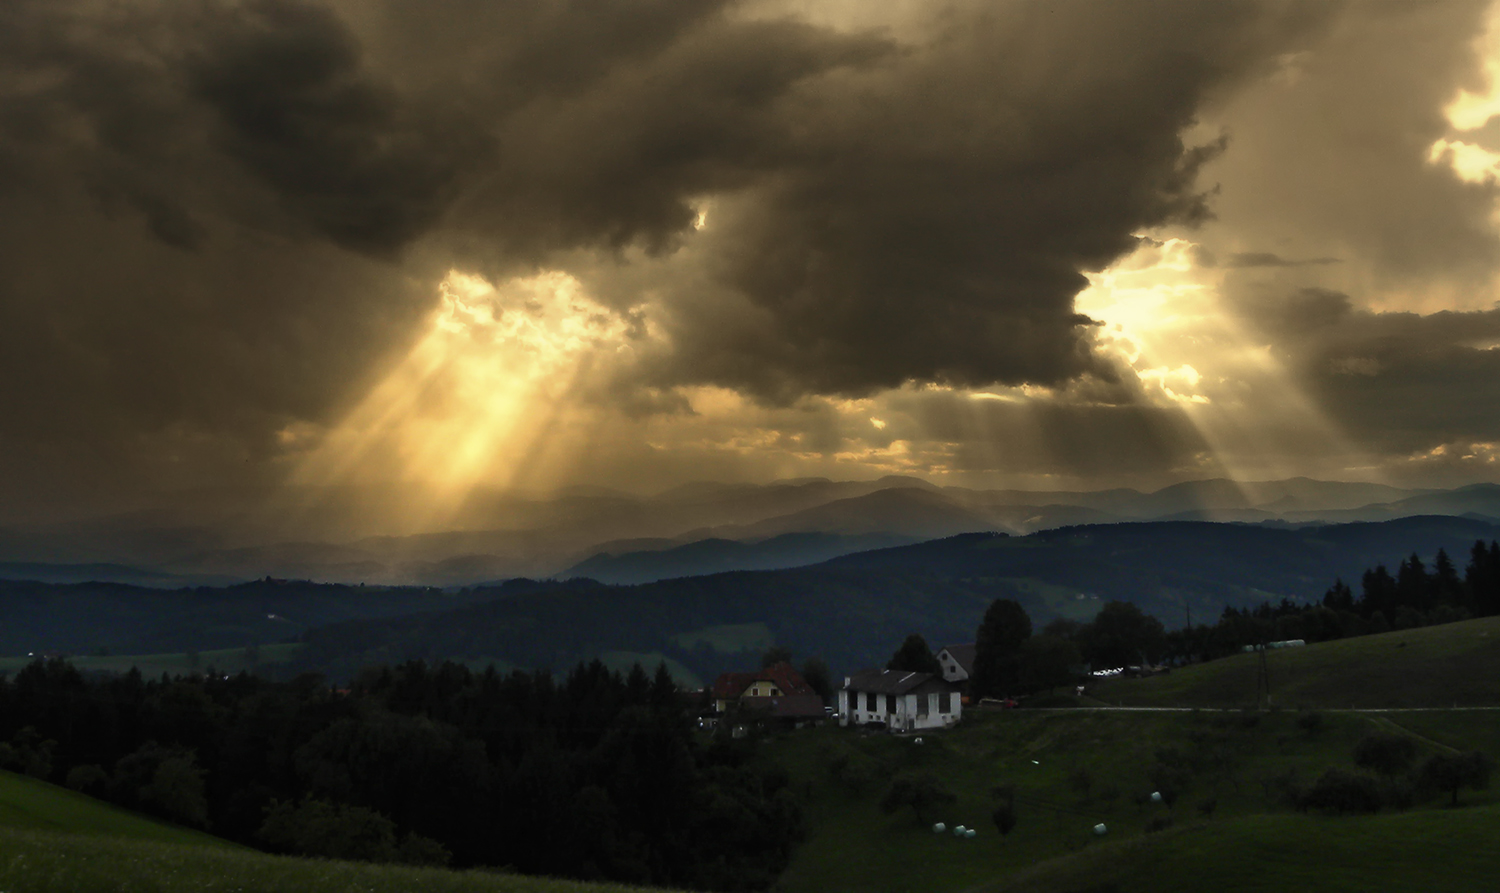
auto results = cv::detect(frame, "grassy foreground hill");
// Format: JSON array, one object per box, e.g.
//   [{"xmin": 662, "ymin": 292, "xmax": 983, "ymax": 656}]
[
  {"xmin": 980, "ymin": 805, "xmax": 1500, "ymax": 893},
  {"xmin": 770, "ymin": 709, "xmax": 1500, "ymax": 893},
  {"xmin": 761, "ymin": 617, "xmax": 1500, "ymax": 893},
  {"xmin": 0, "ymin": 829, "xmax": 681, "ymax": 893},
  {"xmin": 0, "ymin": 769, "xmax": 679, "ymax": 893}
]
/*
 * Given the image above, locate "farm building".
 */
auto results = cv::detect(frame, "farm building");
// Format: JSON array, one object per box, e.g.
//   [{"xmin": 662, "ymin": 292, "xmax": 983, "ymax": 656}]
[
  {"xmin": 936, "ymin": 643, "xmax": 975, "ymax": 684},
  {"xmin": 709, "ymin": 662, "xmax": 826, "ymax": 728},
  {"xmin": 838, "ymin": 668, "xmax": 962, "ymax": 731}
]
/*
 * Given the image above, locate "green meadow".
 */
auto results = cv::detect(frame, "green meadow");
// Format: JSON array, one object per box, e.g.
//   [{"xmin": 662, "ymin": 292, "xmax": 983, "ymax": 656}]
[
  {"xmin": 766, "ymin": 617, "xmax": 1500, "ymax": 893},
  {"xmin": 1089, "ymin": 615, "xmax": 1500, "ymax": 709},
  {"xmin": 0, "ymin": 770, "xmax": 680, "ymax": 893},
  {"xmin": 981, "ymin": 805, "xmax": 1500, "ymax": 893}
]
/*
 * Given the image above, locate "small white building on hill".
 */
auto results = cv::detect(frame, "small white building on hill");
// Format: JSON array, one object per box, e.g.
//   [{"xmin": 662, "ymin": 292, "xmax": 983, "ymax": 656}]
[{"xmin": 838, "ymin": 669, "xmax": 962, "ymax": 731}]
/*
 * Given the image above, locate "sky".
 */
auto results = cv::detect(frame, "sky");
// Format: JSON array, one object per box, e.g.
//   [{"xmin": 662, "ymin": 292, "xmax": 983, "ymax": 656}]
[{"xmin": 7, "ymin": 0, "xmax": 1500, "ymax": 530}]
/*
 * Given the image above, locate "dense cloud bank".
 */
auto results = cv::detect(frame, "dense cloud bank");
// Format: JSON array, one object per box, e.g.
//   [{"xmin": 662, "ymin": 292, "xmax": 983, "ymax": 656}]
[{"xmin": 2, "ymin": 0, "xmax": 1498, "ymax": 514}]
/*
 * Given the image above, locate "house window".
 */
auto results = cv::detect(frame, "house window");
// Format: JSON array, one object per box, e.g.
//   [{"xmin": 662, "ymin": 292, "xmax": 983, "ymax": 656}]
[
  {"xmin": 886, "ymin": 694, "xmax": 896, "ymax": 713},
  {"xmin": 863, "ymin": 692, "xmax": 875, "ymax": 713},
  {"xmin": 939, "ymin": 691, "xmax": 951, "ymax": 714}
]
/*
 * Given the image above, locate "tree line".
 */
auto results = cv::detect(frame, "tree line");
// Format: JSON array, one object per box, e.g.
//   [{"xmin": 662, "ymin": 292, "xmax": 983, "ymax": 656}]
[
  {"xmin": 1166, "ymin": 539, "xmax": 1500, "ymax": 664},
  {"xmin": 885, "ymin": 597, "xmax": 1169, "ymax": 698},
  {"xmin": 0, "ymin": 658, "xmax": 800, "ymax": 891}
]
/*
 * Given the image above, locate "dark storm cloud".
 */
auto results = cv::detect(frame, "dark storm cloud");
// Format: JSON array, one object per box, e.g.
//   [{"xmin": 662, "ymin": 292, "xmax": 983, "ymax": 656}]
[
  {"xmin": 187, "ymin": 0, "xmax": 492, "ymax": 256},
  {"xmin": 646, "ymin": 2, "xmax": 1336, "ymax": 400},
  {"xmin": 0, "ymin": 0, "xmax": 1387, "ymax": 509},
  {"xmin": 1232, "ymin": 285, "xmax": 1500, "ymax": 454}
]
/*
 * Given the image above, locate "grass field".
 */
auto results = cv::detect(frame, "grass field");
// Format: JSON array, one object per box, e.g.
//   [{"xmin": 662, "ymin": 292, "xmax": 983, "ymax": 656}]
[
  {"xmin": 767, "ymin": 704, "xmax": 1499, "ymax": 893},
  {"xmin": 0, "ymin": 643, "xmax": 304, "ymax": 678},
  {"xmin": 1089, "ymin": 615, "xmax": 1500, "ymax": 709},
  {"xmin": 0, "ymin": 770, "xmax": 679, "ymax": 893},
  {"xmin": 0, "ymin": 770, "xmax": 231, "ymax": 848},
  {"xmin": 0, "ymin": 827, "xmax": 682, "ymax": 893},
  {"xmin": 979, "ymin": 804, "xmax": 1500, "ymax": 893}
]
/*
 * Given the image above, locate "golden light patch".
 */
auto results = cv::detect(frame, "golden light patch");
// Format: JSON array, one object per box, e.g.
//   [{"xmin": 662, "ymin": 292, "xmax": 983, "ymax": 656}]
[
  {"xmin": 292, "ymin": 270, "xmax": 633, "ymax": 526},
  {"xmin": 1075, "ymin": 237, "xmax": 1377, "ymax": 484}
]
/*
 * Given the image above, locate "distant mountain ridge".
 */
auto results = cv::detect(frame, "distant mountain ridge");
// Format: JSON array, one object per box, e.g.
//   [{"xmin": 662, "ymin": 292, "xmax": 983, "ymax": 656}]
[
  {"xmin": 292, "ymin": 514, "xmax": 1500, "ymax": 681},
  {"xmin": 0, "ymin": 476, "xmax": 1489, "ymax": 587}
]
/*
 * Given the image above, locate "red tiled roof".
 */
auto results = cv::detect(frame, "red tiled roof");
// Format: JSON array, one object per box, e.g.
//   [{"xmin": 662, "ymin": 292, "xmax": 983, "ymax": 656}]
[
  {"xmin": 710, "ymin": 661, "xmax": 815, "ymax": 699},
  {"xmin": 711, "ymin": 671, "xmax": 759, "ymax": 699},
  {"xmin": 759, "ymin": 661, "xmax": 815, "ymax": 696}
]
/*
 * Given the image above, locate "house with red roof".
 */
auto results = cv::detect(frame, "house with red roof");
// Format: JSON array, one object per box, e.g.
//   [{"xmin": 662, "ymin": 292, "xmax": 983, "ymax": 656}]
[{"xmin": 709, "ymin": 662, "xmax": 826, "ymax": 727}]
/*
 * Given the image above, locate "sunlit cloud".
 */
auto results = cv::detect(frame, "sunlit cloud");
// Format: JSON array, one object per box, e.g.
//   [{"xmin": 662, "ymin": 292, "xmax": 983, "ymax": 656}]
[
  {"xmin": 1442, "ymin": 0, "xmax": 1500, "ymax": 132},
  {"xmin": 1076, "ymin": 237, "xmax": 1378, "ymax": 485},
  {"xmin": 291, "ymin": 270, "xmax": 639, "ymax": 527}
]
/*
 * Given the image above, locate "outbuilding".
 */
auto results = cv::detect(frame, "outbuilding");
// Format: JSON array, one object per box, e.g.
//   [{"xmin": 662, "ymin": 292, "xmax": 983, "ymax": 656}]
[{"xmin": 838, "ymin": 668, "xmax": 962, "ymax": 731}]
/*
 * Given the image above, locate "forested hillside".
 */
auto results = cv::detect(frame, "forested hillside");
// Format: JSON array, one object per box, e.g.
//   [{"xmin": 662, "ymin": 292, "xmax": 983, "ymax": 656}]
[{"xmin": 295, "ymin": 516, "xmax": 1500, "ymax": 679}]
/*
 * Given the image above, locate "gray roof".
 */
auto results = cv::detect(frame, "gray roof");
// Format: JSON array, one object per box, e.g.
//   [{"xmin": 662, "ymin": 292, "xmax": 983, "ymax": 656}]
[
  {"xmin": 939, "ymin": 643, "xmax": 976, "ymax": 674},
  {"xmin": 844, "ymin": 668, "xmax": 952, "ymax": 696}
]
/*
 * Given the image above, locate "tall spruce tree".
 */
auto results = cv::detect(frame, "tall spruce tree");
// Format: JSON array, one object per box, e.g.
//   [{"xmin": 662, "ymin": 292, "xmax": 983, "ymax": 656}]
[{"xmin": 971, "ymin": 599, "xmax": 1032, "ymax": 698}]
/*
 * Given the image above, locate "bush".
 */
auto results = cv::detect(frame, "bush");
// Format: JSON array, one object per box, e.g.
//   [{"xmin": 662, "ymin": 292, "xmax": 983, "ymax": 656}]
[
  {"xmin": 259, "ymin": 798, "xmax": 402, "ymax": 862},
  {"xmin": 992, "ymin": 801, "xmax": 1017, "ymax": 836},
  {"xmin": 1419, "ymin": 751, "xmax": 1491, "ymax": 806},
  {"xmin": 1300, "ymin": 768, "xmax": 1383, "ymax": 815},
  {"xmin": 879, "ymin": 772, "xmax": 956, "ymax": 825}
]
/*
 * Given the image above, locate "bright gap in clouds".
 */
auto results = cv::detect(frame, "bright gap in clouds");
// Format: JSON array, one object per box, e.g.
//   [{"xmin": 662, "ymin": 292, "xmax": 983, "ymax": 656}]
[
  {"xmin": 1075, "ymin": 237, "xmax": 1375, "ymax": 486},
  {"xmin": 292, "ymin": 270, "xmax": 632, "ymax": 528}
]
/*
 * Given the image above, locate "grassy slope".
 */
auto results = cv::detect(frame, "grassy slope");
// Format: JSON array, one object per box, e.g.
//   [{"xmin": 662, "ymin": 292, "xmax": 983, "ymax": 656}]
[
  {"xmin": 767, "ymin": 617, "xmax": 1500, "ymax": 893},
  {"xmin": 1089, "ymin": 615, "xmax": 1500, "ymax": 709},
  {"xmin": 0, "ymin": 770, "xmax": 230, "ymax": 847},
  {"xmin": 0, "ymin": 828, "xmax": 678, "ymax": 893},
  {"xmin": 0, "ymin": 770, "xmax": 679, "ymax": 893},
  {"xmin": 775, "ymin": 711, "xmax": 1375, "ymax": 893},
  {"xmin": 979, "ymin": 805, "xmax": 1500, "ymax": 893}
]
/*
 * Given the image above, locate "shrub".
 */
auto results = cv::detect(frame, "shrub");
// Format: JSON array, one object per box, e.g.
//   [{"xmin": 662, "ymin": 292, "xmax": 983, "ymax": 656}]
[
  {"xmin": 258, "ymin": 798, "xmax": 401, "ymax": 862},
  {"xmin": 1300, "ymin": 768, "xmax": 1383, "ymax": 815},
  {"xmin": 1419, "ymin": 751, "xmax": 1491, "ymax": 807},
  {"xmin": 992, "ymin": 801, "xmax": 1017, "ymax": 836},
  {"xmin": 880, "ymin": 772, "xmax": 956, "ymax": 825}
]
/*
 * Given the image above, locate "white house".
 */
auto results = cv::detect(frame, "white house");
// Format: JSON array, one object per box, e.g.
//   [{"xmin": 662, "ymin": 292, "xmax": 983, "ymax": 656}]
[
  {"xmin": 935, "ymin": 643, "xmax": 976, "ymax": 684},
  {"xmin": 838, "ymin": 669, "xmax": 962, "ymax": 731}
]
